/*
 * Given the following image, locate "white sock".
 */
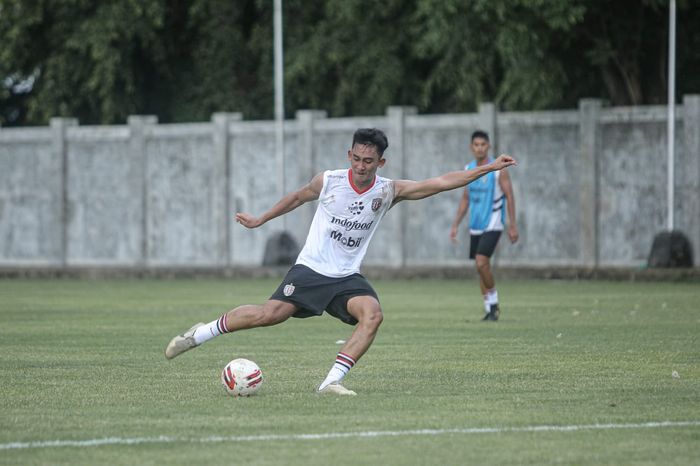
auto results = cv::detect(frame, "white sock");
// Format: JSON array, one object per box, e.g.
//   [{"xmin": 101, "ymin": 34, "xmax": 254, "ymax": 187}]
[
  {"xmin": 193, "ymin": 314, "xmax": 230, "ymax": 345},
  {"xmin": 486, "ymin": 289, "xmax": 499, "ymax": 306},
  {"xmin": 483, "ymin": 289, "xmax": 499, "ymax": 313},
  {"xmin": 318, "ymin": 352, "xmax": 356, "ymax": 390}
]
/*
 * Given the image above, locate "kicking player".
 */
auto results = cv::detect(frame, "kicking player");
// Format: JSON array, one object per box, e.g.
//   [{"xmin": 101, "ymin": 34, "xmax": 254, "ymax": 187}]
[{"xmin": 166, "ymin": 128, "xmax": 516, "ymax": 395}]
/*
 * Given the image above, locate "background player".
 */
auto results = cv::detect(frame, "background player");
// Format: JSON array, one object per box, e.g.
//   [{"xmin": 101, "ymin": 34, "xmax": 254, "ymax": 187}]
[{"xmin": 450, "ymin": 130, "xmax": 518, "ymax": 320}]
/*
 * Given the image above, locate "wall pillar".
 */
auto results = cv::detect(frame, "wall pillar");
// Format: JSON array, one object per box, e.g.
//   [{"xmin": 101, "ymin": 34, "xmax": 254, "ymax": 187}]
[
  {"xmin": 128, "ymin": 115, "xmax": 158, "ymax": 267},
  {"xmin": 212, "ymin": 112, "xmax": 242, "ymax": 267},
  {"xmin": 681, "ymin": 95, "xmax": 700, "ymax": 264},
  {"xmin": 295, "ymin": 110, "xmax": 327, "ymax": 234},
  {"xmin": 578, "ymin": 99, "xmax": 602, "ymax": 267},
  {"xmin": 385, "ymin": 106, "xmax": 417, "ymax": 267},
  {"xmin": 478, "ymin": 102, "xmax": 497, "ymax": 153},
  {"xmin": 50, "ymin": 117, "xmax": 78, "ymax": 266}
]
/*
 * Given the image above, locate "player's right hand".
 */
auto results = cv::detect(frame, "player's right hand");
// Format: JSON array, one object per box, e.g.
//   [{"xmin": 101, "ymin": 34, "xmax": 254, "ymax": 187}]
[{"xmin": 235, "ymin": 213, "xmax": 262, "ymax": 229}]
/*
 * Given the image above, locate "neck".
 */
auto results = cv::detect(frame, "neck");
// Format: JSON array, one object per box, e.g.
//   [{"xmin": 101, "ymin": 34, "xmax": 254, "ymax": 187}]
[
  {"xmin": 348, "ymin": 170, "xmax": 375, "ymax": 194},
  {"xmin": 354, "ymin": 178, "xmax": 373, "ymax": 188}
]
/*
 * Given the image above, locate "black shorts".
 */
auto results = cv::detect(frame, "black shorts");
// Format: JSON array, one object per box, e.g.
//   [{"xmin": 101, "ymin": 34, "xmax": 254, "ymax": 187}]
[
  {"xmin": 270, "ymin": 264, "xmax": 379, "ymax": 326},
  {"xmin": 469, "ymin": 231, "xmax": 502, "ymax": 259}
]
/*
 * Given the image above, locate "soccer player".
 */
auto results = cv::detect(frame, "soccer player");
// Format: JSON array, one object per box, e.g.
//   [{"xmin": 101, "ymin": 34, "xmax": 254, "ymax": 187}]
[
  {"xmin": 166, "ymin": 128, "xmax": 516, "ymax": 395},
  {"xmin": 449, "ymin": 130, "xmax": 518, "ymax": 321}
]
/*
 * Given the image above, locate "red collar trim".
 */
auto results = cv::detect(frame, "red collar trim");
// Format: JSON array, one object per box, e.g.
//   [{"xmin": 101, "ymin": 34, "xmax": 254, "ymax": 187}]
[{"xmin": 347, "ymin": 169, "xmax": 376, "ymax": 194}]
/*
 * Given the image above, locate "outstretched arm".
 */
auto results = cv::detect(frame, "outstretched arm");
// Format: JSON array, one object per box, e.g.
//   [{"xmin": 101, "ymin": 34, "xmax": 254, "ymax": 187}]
[
  {"xmin": 393, "ymin": 154, "xmax": 516, "ymax": 204},
  {"xmin": 235, "ymin": 172, "xmax": 324, "ymax": 229}
]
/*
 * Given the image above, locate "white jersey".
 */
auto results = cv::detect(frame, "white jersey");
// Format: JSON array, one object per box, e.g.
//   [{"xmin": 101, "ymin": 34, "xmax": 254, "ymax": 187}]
[{"xmin": 296, "ymin": 169, "xmax": 395, "ymax": 278}]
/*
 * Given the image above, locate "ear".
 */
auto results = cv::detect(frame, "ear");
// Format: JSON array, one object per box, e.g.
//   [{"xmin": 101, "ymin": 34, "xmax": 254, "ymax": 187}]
[
  {"xmin": 378, "ymin": 157, "xmax": 386, "ymax": 168},
  {"xmin": 347, "ymin": 150, "xmax": 353, "ymax": 161}
]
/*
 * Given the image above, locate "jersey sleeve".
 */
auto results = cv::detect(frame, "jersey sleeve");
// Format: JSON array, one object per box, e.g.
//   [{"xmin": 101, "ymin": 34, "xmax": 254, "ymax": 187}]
[
  {"xmin": 320, "ymin": 170, "xmax": 331, "ymax": 196},
  {"xmin": 384, "ymin": 179, "xmax": 397, "ymax": 209}
]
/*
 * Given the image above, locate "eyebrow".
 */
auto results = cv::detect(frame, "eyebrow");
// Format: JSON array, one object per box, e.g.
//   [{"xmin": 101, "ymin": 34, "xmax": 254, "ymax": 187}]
[{"xmin": 351, "ymin": 152, "xmax": 377, "ymax": 160}]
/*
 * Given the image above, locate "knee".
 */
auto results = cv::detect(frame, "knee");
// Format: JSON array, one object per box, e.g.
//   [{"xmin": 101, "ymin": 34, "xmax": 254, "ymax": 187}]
[
  {"xmin": 476, "ymin": 256, "xmax": 490, "ymax": 272},
  {"xmin": 359, "ymin": 306, "xmax": 383, "ymax": 331}
]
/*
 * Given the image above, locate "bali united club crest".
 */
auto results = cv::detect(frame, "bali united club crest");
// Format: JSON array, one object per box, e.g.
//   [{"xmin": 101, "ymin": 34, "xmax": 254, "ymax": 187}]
[
  {"xmin": 283, "ymin": 283, "xmax": 295, "ymax": 296},
  {"xmin": 371, "ymin": 198, "xmax": 382, "ymax": 212}
]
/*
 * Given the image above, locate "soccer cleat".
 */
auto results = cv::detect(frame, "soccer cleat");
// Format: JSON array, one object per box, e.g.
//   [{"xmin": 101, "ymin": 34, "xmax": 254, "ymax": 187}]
[
  {"xmin": 482, "ymin": 304, "xmax": 501, "ymax": 321},
  {"xmin": 490, "ymin": 303, "xmax": 500, "ymax": 321},
  {"xmin": 316, "ymin": 383, "xmax": 357, "ymax": 396},
  {"xmin": 165, "ymin": 322, "xmax": 205, "ymax": 359}
]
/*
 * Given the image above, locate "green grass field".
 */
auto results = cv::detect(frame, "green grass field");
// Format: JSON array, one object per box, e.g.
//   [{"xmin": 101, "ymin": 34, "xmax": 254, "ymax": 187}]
[{"xmin": 1, "ymin": 278, "xmax": 698, "ymax": 465}]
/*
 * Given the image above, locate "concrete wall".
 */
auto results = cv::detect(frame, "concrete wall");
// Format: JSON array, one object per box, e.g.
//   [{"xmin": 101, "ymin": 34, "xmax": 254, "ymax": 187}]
[{"xmin": 1, "ymin": 97, "xmax": 698, "ymax": 269}]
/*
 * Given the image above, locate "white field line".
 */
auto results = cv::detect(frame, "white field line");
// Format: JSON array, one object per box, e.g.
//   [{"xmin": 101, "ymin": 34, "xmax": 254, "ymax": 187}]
[{"xmin": 2, "ymin": 420, "xmax": 699, "ymax": 451}]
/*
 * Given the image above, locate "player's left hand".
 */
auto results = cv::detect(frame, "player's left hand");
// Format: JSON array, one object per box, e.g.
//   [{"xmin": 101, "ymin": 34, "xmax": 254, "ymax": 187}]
[
  {"xmin": 449, "ymin": 225, "xmax": 459, "ymax": 244},
  {"xmin": 492, "ymin": 154, "xmax": 517, "ymax": 170},
  {"xmin": 508, "ymin": 224, "xmax": 519, "ymax": 243}
]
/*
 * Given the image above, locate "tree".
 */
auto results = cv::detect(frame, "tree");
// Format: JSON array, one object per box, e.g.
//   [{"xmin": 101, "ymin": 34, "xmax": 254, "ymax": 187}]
[
  {"xmin": 0, "ymin": 0, "xmax": 172, "ymax": 124},
  {"xmin": 284, "ymin": 0, "xmax": 422, "ymax": 116},
  {"xmin": 1, "ymin": 0, "xmax": 698, "ymax": 126},
  {"xmin": 169, "ymin": 0, "xmax": 274, "ymax": 122}
]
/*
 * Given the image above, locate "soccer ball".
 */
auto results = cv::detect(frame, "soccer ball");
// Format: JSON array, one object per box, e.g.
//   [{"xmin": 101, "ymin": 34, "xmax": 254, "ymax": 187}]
[{"xmin": 221, "ymin": 358, "xmax": 263, "ymax": 397}]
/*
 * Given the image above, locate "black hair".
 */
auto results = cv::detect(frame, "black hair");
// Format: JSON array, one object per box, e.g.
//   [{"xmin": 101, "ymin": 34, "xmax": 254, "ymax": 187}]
[
  {"xmin": 471, "ymin": 130, "xmax": 490, "ymax": 142},
  {"xmin": 352, "ymin": 128, "xmax": 389, "ymax": 156}
]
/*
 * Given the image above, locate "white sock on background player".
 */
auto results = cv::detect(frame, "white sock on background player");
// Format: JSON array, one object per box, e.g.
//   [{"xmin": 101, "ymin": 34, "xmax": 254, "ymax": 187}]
[
  {"xmin": 485, "ymin": 288, "xmax": 499, "ymax": 311},
  {"xmin": 318, "ymin": 352, "xmax": 356, "ymax": 390}
]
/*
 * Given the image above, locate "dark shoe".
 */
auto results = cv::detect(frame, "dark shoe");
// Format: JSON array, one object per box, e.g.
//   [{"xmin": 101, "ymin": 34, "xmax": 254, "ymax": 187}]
[
  {"xmin": 489, "ymin": 304, "xmax": 500, "ymax": 321},
  {"xmin": 482, "ymin": 304, "xmax": 500, "ymax": 321}
]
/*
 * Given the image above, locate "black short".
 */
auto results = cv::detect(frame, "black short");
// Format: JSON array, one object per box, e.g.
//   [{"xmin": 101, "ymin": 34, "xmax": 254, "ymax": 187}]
[
  {"xmin": 270, "ymin": 264, "xmax": 379, "ymax": 326},
  {"xmin": 469, "ymin": 231, "xmax": 502, "ymax": 259}
]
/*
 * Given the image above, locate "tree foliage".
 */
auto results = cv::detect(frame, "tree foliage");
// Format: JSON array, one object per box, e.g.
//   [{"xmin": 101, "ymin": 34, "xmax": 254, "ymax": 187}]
[{"xmin": 1, "ymin": 0, "xmax": 698, "ymax": 126}]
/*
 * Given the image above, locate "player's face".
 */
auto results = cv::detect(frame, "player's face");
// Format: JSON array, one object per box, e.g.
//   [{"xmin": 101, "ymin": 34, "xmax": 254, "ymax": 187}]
[
  {"xmin": 470, "ymin": 137, "xmax": 490, "ymax": 161},
  {"xmin": 347, "ymin": 144, "xmax": 385, "ymax": 186}
]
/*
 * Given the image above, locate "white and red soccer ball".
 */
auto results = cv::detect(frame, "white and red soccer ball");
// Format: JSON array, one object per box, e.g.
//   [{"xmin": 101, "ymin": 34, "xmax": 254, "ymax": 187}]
[{"xmin": 221, "ymin": 358, "xmax": 263, "ymax": 397}]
